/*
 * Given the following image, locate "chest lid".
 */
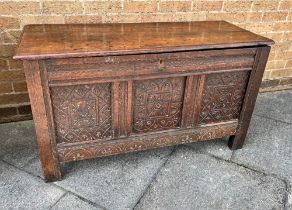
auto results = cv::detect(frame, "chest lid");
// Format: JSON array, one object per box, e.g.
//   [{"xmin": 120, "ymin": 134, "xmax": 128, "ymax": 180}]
[{"xmin": 14, "ymin": 21, "xmax": 274, "ymax": 60}]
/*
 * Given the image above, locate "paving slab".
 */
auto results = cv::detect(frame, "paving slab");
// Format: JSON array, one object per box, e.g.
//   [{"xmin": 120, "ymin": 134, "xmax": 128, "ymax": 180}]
[
  {"xmin": 186, "ymin": 137, "xmax": 232, "ymax": 160},
  {"xmin": 0, "ymin": 120, "xmax": 38, "ymax": 168},
  {"xmin": 288, "ymin": 190, "xmax": 292, "ymax": 210},
  {"xmin": 232, "ymin": 115, "xmax": 292, "ymax": 184},
  {"xmin": 254, "ymin": 89, "xmax": 292, "ymax": 124},
  {"xmin": 52, "ymin": 147, "xmax": 173, "ymax": 210},
  {"xmin": 135, "ymin": 146, "xmax": 286, "ymax": 210},
  {"xmin": 0, "ymin": 160, "xmax": 65, "ymax": 210},
  {"xmin": 51, "ymin": 193, "xmax": 103, "ymax": 210}
]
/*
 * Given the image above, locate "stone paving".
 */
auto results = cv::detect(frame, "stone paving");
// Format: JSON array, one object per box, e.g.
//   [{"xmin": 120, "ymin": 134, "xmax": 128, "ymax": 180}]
[{"xmin": 0, "ymin": 89, "xmax": 291, "ymax": 210}]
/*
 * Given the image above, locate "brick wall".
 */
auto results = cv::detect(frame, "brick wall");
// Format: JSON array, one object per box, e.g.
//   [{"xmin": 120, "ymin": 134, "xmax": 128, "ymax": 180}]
[{"xmin": 0, "ymin": 0, "xmax": 291, "ymax": 123}]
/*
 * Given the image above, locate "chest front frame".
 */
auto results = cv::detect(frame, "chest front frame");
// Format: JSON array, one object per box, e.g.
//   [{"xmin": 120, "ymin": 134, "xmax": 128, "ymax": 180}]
[{"xmin": 23, "ymin": 46, "xmax": 270, "ymax": 182}]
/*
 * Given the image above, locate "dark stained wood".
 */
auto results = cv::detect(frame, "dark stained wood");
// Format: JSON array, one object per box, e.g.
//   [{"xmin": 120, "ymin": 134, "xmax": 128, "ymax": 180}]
[
  {"xmin": 112, "ymin": 82, "xmax": 119, "ymax": 138},
  {"xmin": 45, "ymin": 48, "xmax": 256, "ymax": 85},
  {"xmin": 126, "ymin": 80, "xmax": 133, "ymax": 136},
  {"xmin": 57, "ymin": 122, "xmax": 238, "ymax": 163},
  {"xmin": 228, "ymin": 46, "xmax": 271, "ymax": 150},
  {"xmin": 14, "ymin": 21, "xmax": 273, "ymax": 60},
  {"xmin": 181, "ymin": 75, "xmax": 196, "ymax": 128},
  {"xmin": 15, "ymin": 21, "xmax": 273, "ymax": 181},
  {"xmin": 23, "ymin": 60, "xmax": 61, "ymax": 182}
]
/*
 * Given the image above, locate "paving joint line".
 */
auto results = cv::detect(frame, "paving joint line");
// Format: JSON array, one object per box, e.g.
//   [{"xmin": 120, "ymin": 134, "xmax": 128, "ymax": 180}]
[
  {"xmin": 191, "ymin": 147, "xmax": 291, "ymax": 210},
  {"xmin": 132, "ymin": 146, "xmax": 178, "ymax": 210},
  {"xmin": 48, "ymin": 183, "xmax": 109, "ymax": 210},
  {"xmin": 48, "ymin": 191, "xmax": 68, "ymax": 210},
  {"xmin": 0, "ymin": 159, "xmax": 108, "ymax": 210},
  {"xmin": 0, "ymin": 159, "xmax": 44, "ymax": 180},
  {"xmin": 254, "ymin": 113, "xmax": 292, "ymax": 125},
  {"xmin": 20, "ymin": 155, "xmax": 39, "ymax": 169}
]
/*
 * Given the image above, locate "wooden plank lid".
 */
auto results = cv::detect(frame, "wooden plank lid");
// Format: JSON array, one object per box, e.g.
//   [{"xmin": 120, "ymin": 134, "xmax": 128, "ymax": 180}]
[{"xmin": 14, "ymin": 21, "xmax": 274, "ymax": 60}]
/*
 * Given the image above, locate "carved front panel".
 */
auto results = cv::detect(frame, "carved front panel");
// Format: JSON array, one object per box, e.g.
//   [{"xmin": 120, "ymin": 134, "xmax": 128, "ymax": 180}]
[
  {"xmin": 133, "ymin": 77, "xmax": 186, "ymax": 133},
  {"xmin": 199, "ymin": 71, "xmax": 250, "ymax": 124},
  {"xmin": 51, "ymin": 83, "xmax": 112, "ymax": 143}
]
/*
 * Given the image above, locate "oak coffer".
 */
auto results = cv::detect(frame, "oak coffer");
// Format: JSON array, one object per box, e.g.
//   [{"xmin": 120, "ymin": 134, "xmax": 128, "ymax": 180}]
[{"xmin": 14, "ymin": 21, "xmax": 274, "ymax": 182}]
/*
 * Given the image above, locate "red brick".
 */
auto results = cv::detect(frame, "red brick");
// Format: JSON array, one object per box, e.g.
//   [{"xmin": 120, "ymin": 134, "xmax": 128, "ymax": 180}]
[
  {"xmin": 84, "ymin": 2, "xmax": 122, "ymax": 13},
  {"xmin": 0, "ymin": 107, "xmax": 17, "ymax": 118},
  {"xmin": 125, "ymin": 2, "xmax": 157, "ymax": 13},
  {"xmin": 21, "ymin": 16, "xmax": 64, "ymax": 25},
  {"xmin": 279, "ymin": 1, "xmax": 292, "ymax": 11},
  {"xmin": 262, "ymin": 12, "xmax": 288, "ymax": 22},
  {"xmin": 0, "ymin": 44, "xmax": 16, "ymax": 57},
  {"xmin": 0, "ymin": 82, "xmax": 12, "ymax": 94},
  {"xmin": 140, "ymin": 14, "xmax": 173, "ymax": 23},
  {"xmin": 0, "ymin": 93, "xmax": 30, "ymax": 105},
  {"xmin": 65, "ymin": 16, "xmax": 102, "ymax": 24},
  {"xmin": 252, "ymin": 1, "xmax": 279, "ymax": 11},
  {"xmin": 104, "ymin": 14, "xmax": 141, "ymax": 23},
  {"xmin": 0, "ymin": 17, "xmax": 20, "ymax": 29},
  {"xmin": 286, "ymin": 60, "xmax": 292, "ymax": 68},
  {"xmin": 0, "ymin": 58, "xmax": 8, "ymax": 71},
  {"xmin": 8, "ymin": 58, "xmax": 23, "ymax": 70},
  {"xmin": 159, "ymin": 1, "xmax": 192, "ymax": 12},
  {"xmin": 13, "ymin": 81, "xmax": 28, "ymax": 92},
  {"xmin": 0, "ymin": 2, "xmax": 40, "ymax": 15},
  {"xmin": 273, "ymin": 22, "xmax": 292, "ymax": 31},
  {"xmin": 2, "ymin": 30, "xmax": 22, "ymax": 44},
  {"xmin": 17, "ymin": 105, "xmax": 32, "ymax": 115},
  {"xmin": 223, "ymin": 1, "xmax": 252, "ymax": 12},
  {"xmin": 193, "ymin": 1, "xmax": 223, "ymax": 11},
  {"xmin": 43, "ymin": 1, "xmax": 83, "ymax": 14},
  {"xmin": 0, "ymin": 70, "xmax": 25, "ymax": 82}
]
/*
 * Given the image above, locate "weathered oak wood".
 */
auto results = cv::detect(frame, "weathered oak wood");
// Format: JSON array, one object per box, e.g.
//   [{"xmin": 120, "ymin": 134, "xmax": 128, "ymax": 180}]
[
  {"xmin": 228, "ymin": 46, "xmax": 271, "ymax": 150},
  {"xmin": 14, "ymin": 21, "xmax": 273, "ymax": 60},
  {"xmin": 14, "ymin": 21, "xmax": 273, "ymax": 181},
  {"xmin": 23, "ymin": 60, "xmax": 61, "ymax": 182},
  {"xmin": 57, "ymin": 122, "xmax": 238, "ymax": 163}
]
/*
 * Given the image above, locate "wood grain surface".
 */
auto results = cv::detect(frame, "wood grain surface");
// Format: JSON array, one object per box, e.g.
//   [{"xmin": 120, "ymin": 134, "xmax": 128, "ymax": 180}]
[{"xmin": 14, "ymin": 21, "xmax": 274, "ymax": 59}]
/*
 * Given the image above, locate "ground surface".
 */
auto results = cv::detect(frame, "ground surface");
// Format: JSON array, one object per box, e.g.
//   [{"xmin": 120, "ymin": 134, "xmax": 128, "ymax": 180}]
[{"xmin": 0, "ymin": 90, "xmax": 291, "ymax": 210}]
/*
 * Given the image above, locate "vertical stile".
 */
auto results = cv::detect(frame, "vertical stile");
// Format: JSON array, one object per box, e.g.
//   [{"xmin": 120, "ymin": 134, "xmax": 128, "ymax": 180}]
[
  {"xmin": 192, "ymin": 75, "xmax": 205, "ymax": 127},
  {"xmin": 181, "ymin": 75, "xmax": 196, "ymax": 128},
  {"xmin": 112, "ymin": 82, "xmax": 120, "ymax": 138},
  {"xmin": 126, "ymin": 80, "xmax": 133, "ymax": 136}
]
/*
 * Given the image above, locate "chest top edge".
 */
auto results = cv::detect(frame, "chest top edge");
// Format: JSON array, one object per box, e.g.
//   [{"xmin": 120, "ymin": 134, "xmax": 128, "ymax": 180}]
[{"xmin": 14, "ymin": 21, "xmax": 274, "ymax": 60}]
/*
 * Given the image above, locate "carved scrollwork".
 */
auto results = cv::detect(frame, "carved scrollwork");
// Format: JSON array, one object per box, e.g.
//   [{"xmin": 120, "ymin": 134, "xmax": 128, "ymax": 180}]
[{"xmin": 57, "ymin": 122, "xmax": 238, "ymax": 162}]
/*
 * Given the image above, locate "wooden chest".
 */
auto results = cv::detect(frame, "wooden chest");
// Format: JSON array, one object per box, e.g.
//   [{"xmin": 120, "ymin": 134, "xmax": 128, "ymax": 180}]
[{"xmin": 14, "ymin": 21, "xmax": 274, "ymax": 182}]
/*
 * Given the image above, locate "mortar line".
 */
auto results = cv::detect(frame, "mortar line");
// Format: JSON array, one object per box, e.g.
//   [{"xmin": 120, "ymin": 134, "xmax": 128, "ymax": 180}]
[{"xmin": 133, "ymin": 146, "xmax": 178, "ymax": 210}]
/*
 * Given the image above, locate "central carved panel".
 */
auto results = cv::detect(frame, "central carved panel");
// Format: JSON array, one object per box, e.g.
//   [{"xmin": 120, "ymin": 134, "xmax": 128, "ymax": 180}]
[
  {"xmin": 133, "ymin": 77, "xmax": 185, "ymax": 133},
  {"xmin": 51, "ymin": 83, "xmax": 112, "ymax": 143}
]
